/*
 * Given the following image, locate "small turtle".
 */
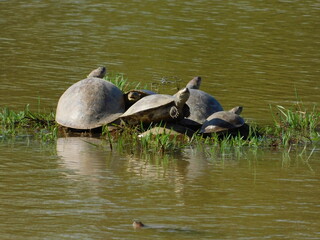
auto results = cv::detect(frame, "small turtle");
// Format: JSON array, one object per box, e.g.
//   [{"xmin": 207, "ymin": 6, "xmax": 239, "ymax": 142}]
[
  {"xmin": 132, "ymin": 220, "xmax": 198, "ymax": 233},
  {"xmin": 121, "ymin": 88, "xmax": 190, "ymax": 125},
  {"xmin": 55, "ymin": 67, "xmax": 125, "ymax": 130},
  {"xmin": 176, "ymin": 77, "xmax": 223, "ymax": 127},
  {"xmin": 200, "ymin": 106, "xmax": 244, "ymax": 134},
  {"xmin": 87, "ymin": 66, "xmax": 107, "ymax": 78},
  {"xmin": 133, "ymin": 220, "xmax": 145, "ymax": 229},
  {"xmin": 123, "ymin": 89, "xmax": 156, "ymax": 109}
]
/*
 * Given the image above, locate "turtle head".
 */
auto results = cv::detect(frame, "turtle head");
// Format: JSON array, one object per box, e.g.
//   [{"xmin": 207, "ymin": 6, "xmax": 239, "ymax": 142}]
[
  {"xmin": 186, "ymin": 76, "xmax": 201, "ymax": 89},
  {"xmin": 87, "ymin": 66, "xmax": 107, "ymax": 78},
  {"xmin": 229, "ymin": 106, "xmax": 243, "ymax": 115},
  {"xmin": 132, "ymin": 220, "xmax": 145, "ymax": 229},
  {"xmin": 175, "ymin": 88, "xmax": 190, "ymax": 107},
  {"xmin": 127, "ymin": 91, "xmax": 141, "ymax": 102}
]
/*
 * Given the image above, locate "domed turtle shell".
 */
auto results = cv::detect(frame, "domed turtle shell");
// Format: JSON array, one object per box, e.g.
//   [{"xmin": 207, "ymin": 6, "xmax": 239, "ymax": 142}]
[
  {"xmin": 186, "ymin": 89, "xmax": 223, "ymax": 124},
  {"xmin": 120, "ymin": 88, "xmax": 190, "ymax": 125},
  {"xmin": 176, "ymin": 77, "xmax": 223, "ymax": 126},
  {"xmin": 200, "ymin": 106, "xmax": 244, "ymax": 133},
  {"xmin": 56, "ymin": 76, "xmax": 125, "ymax": 130}
]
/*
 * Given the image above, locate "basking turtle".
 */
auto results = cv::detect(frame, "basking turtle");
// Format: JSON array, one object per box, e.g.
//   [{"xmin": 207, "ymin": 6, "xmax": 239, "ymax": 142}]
[
  {"xmin": 87, "ymin": 66, "xmax": 107, "ymax": 78},
  {"xmin": 176, "ymin": 77, "xmax": 223, "ymax": 127},
  {"xmin": 121, "ymin": 88, "xmax": 190, "ymax": 125},
  {"xmin": 55, "ymin": 67, "xmax": 125, "ymax": 130},
  {"xmin": 200, "ymin": 106, "xmax": 244, "ymax": 134},
  {"xmin": 123, "ymin": 89, "xmax": 156, "ymax": 109}
]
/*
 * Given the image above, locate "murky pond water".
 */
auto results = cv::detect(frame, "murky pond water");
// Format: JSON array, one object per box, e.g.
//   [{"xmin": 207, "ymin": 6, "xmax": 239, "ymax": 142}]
[
  {"xmin": 1, "ymin": 138, "xmax": 320, "ymax": 239},
  {"xmin": 0, "ymin": 0, "xmax": 319, "ymax": 239},
  {"xmin": 1, "ymin": 0, "xmax": 319, "ymax": 122}
]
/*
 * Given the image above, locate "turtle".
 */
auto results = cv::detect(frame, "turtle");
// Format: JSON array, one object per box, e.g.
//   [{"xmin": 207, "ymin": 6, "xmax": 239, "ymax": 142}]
[
  {"xmin": 123, "ymin": 89, "xmax": 156, "ymax": 109},
  {"xmin": 87, "ymin": 66, "xmax": 107, "ymax": 78},
  {"xmin": 133, "ymin": 220, "xmax": 145, "ymax": 229},
  {"xmin": 176, "ymin": 77, "xmax": 223, "ymax": 128},
  {"xmin": 55, "ymin": 67, "xmax": 125, "ymax": 130},
  {"xmin": 200, "ymin": 106, "xmax": 244, "ymax": 134},
  {"xmin": 120, "ymin": 88, "xmax": 190, "ymax": 125},
  {"xmin": 132, "ymin": 220, "xmax": 198, "ymax": 233}
]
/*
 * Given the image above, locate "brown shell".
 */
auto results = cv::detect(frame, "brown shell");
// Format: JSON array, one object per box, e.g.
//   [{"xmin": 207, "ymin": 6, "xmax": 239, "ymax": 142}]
[
  {"xmin": 121, "ymin": 88, "xmax": 189, "ymax": 125},
  {"xmin": 56, "ymin": 77, "xmax": 125, "ymax": 129},
  {"xmin": 178, "ymin": 89, "xmax": 223, "ymax": 125},
  {"xmin": 200, "ymin": 110, "xmax": 245, "ymax": 133}
]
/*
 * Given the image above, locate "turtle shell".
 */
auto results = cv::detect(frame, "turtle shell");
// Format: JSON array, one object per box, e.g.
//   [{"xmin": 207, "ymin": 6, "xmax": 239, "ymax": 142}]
[
  {"xmin": 121, "ymin": 88, "xmax": 189, "ymax": 125},
  {"xmin": 120, "ymin": 94, "xmax": 176, "ymax": 125},
  {"xmin": 178, "ymin": 89, "xmax": 223, "ymax": 125},
  {"xmin": 56, "ymin": 77, "xmax": 125, "ymax": 129},
  {"xmin": 200, "ymin": 110, "xmax": 245, "ymax": 133}
]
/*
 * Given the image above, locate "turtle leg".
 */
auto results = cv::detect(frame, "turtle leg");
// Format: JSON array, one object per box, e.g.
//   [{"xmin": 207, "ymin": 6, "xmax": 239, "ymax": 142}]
[{"xmin": 169, "ymin": 106, "xmax": 179, "ymax": 119}]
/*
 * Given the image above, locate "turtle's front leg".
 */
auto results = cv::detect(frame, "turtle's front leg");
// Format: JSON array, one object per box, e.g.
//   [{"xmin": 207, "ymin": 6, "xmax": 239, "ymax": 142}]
[{"xmin": 169, "ymin": 106, "xmax": 179, "ymax": 119}]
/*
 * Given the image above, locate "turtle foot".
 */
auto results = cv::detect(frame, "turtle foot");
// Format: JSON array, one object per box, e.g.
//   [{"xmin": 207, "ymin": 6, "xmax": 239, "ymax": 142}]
[{"xmin": 170, "ymin": 106, "xmax": 179, "ymax": 119}]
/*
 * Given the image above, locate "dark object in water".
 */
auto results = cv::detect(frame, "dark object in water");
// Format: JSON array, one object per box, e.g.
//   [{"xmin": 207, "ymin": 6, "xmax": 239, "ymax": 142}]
[{"xmin": 132, "ymin": 220, "xmax": 145, "ymax": 229}]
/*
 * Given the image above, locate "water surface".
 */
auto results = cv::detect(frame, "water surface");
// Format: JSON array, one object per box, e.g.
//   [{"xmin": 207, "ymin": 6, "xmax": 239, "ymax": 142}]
[
  {"xmin": 1, "ymin": 0, "xmax": 319, "ymax": 123},
  {"xmin": 1, "ymin": 1, "xmax": 320, "ymax": 239},
  {"xmin": 1, "ymin": 138, "xmax": 320, "ymax": 239}
]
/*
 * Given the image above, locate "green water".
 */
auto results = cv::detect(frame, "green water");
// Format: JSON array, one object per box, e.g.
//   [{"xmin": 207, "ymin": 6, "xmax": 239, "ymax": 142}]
[
  {"xmin": 1, "ymin": 138, "xmax": 319, "ymax": 239},
  {"xmin": 0, "ymin": 0, "xmax": 319, "ymax": 239}
]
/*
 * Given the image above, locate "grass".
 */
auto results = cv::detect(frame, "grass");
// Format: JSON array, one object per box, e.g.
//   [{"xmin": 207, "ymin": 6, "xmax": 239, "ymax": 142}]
[
  {"xmin": 0, "ymin": 105, "xmax": 57, "ymax": 142},
  {"xmin": 268, "ymin": 103, "xmax": 319, "ymax": 146},
  {"xmin": 103, "ymin": 72, "xmax": 155, "ymax": 93},
  {"xmin": 0, "ymin": 102, "xmax": 319, "ymax": 153},
  {"xmin": 0, "ymin": 74, "xmax": 319, "ymax": 154}
]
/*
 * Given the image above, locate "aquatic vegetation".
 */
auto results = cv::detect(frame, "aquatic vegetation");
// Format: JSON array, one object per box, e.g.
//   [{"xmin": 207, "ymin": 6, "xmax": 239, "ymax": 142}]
[
  {"xmin": 107, "ymin": 124, "xmax": 187, "ymax": 155},
  {"xmin": 0, "ymin": 105, "xmax": 57, "ymax": 141},
  {"xmin": 1, "ymin": 95, "xmax": 319, "ymax": 153},
  {"xmin": 104, "ymin": 72, "xmax": 147, "ymax": 92},
  {"xmin": 269, "ymin": 103, "xmax": 319, "ymax": 146}
]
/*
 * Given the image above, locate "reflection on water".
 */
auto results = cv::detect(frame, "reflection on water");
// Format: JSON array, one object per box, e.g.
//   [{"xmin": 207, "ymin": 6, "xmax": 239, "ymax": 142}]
[
  {"xmin": 1, "ymin": 139, "xmax": 320, "ymax": 239},
  {"xmin": 57, "ymin": 137, "xmax": 109, "ymax": 176}
]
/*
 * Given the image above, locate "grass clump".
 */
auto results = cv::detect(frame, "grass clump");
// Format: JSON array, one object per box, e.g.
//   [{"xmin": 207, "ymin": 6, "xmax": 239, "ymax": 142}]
[
  {"xmin": 0, "ymin": 105, "xmax": 57, "ymax": 142},
  {"xmin": 104, "ymin": 124, "xmax": 187, "ymax": 155},
  {"xmin": 269, "ymin": 103, "xmax": 319, "ymax": 146}
]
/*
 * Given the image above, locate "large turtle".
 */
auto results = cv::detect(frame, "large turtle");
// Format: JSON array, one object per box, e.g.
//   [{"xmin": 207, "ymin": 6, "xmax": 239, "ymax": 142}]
[
  {"xmin": 200, "ymin": 106, "xmax": 244, "ymax": 134},
  {"xmin": 55, "ymin": 67, "xmax": 125, "ymax": 130},
  {"xmin": 120, "ymin": 88, "xmax": 190, "ymax": 125},
  {"xmin": 176, "ymin": 77, "xmax": 223, "ymax": 127}
]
